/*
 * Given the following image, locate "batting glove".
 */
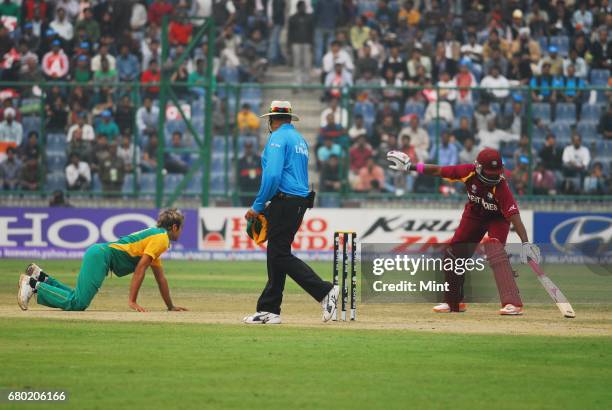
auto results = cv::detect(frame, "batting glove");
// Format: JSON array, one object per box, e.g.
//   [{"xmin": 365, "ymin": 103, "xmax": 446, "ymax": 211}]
[
  {"xmin": 387, "ymin": 150, "xmax": 412, "ymax": 171},
  {"xmin": 520, "ymin": 242, "xmax": 541, "ymax": 264}
]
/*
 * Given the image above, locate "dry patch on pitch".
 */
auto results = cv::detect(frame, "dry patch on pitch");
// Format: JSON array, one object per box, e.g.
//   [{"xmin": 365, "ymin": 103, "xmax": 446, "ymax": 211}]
[{"xmin": 1, "ymin": 292, "xmax": 611, "ymax": 337}]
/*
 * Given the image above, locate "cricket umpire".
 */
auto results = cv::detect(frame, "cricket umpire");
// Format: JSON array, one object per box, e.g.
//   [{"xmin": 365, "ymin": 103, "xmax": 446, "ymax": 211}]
[{"xmin": 243, "ymin": 101, "xmax": 338, "ymax": 324}]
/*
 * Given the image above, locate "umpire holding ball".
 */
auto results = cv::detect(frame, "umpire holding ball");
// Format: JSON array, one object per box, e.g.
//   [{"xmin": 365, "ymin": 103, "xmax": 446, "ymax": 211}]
[{"xmin": 243, "ymin": 101, "xmax": 339, "ymax": 324}]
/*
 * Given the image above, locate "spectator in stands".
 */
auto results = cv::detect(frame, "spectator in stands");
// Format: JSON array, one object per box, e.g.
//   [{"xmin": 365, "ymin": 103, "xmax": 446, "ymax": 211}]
[
  {"xmin": 66, "ymin": 152, "xmax": 91, "ymax": 191},
  {"xmin": 67, "ymin": 112, "xmax": 95, "ymax": 142},
  {"xmin": 236, "ymin": 103, "xmax": 260, "ymax": 135},
  {"xmin": 99, "ymin": 143, "xmax": 125, "ymax": 194},
  {"xmin": 75, "ymin": 7, "xmax": 100, "ymax": 44},
  {"xmin": 533, "ymin": 162, "xmax": 557, "ymax": 195},
  {"xmin": 436, "ymin": 71, "xmax": 457, "ymax": 102},
  {"xmin": 440, "ymin": 29, "xmax": 460, "ymax": 64},
  {"xmin": 317, "ymin": 137, "xmax": 342, "ymax": 169},
  {"xmin": 483, "ymin": 48, "xmax": 508, "ymax": 80},
  {"xmin": 355, "ymin": 157, "xmax": 384, "ymax": 193},
  {"xmin": 322, "ymin": 40, "xmax": 354, "ymax": 78},
  {"xmin": 349, "ymin": 135, "xmax": 372, "ymax": 174},
  {"xmin": 19, "ymin": 156, "xmax": 40, "ymax": 191},
  {"xmin": 511, "ymin": 27, "xmax": 541, "ymax": 65},
  {"xmin": 96, "ymin": 110, "xmax": 120, "ymax": 141},
  {"xmin": 237, "ymin": 140, "xmax": 262, "ymax": 206},
  {"xmin": 45, "ymin": 95, "xmax": 68, "ymax": 132},
  {"xmin": 598, "ymin": 104, "xmax": 612, "ymax": 139},
  {"xmin": 267, "ymin": 0, "xmax": 287, "ymax": 65},
  {"xmin": 500, "ymin": 96, "xmax": 525, "ymax": 136},
  {"xmin": 398, "ymin": 0, "xmax": 420, "ymax": 32},
  {"xmin": 374, "ymin": 114, "xmax": 399, "ymax": 150},
  {"xmin": 355, "ymin": 43, "xmax": 378, "ymax": 81},
  {"xmin": 480, "ymin": 66, "xmax": 510, "ymax": 105},
  {"xmin": 507, "ymin": 52, "xmax": 533, "ymax": 85},
  {"xmin": 572, "ymin": 1, "xmax": 593, "ymax": 34},
  {"xmin": 380, "ymin": 67, "xmax": 404, "ymax": 105},
  {"xmin": 473, "ymin": 101, "xmax": 496, "ymax": 133},
  {"xmin": 116, "ymin": 44, "xmax": 140, "ymax": 82},
  {"xmin": 148, "ymin": 0, "xmax": 174, "ymax": 27},
  {"xmin": 0, "ymin": 146, "xmax": 21, "ymax": 190},
  {"xmin": 583, "ymin": 162, "xmax": 607, "ymax": 195},
  {"xmin": 117, "ymin": 133, "xmax": 139, "ymax": 173},
  {"xmin": 348, "ymin": 114, "xmax": 368, "ymax": 143},
  {"xmin": 50, "ymin": 8, "xmax": 73, "ymax": 41},
  {"xmin": 320, "ymin": 154, "xmax": 341, "ymax": 193},
  {"xmin": 114, "ymin": 96, "xmax": 134, "ymax": 134},
  {"xmin": 555, "ymin": 64, "xmax": 586, "ymax": 118},
  {"xmin": 136, "ymin": 97, "xmax": 159, "ymax": 137},
  {"xmin": 563, "ymin": 48, "xmax": 588, "ymax": 78},
  {"xmin": 313, "ymin": 0, "xmax": 341, "ymax": 67},
  {"xmin": 318, "ymin": 113, "xmax": 347, "ymax": 147},
  {"xmin": 73, "ymin": 55, "xmax": 91, "ymax": 83},
  {"xmin": 381, "ymin": 42, "xmax": 408, "ymax": 81},
  {"xmin": 0, "ymin": 107, "xmax": 22, "ymax": 146},
  {"xmin": 511, "ymin": 154, "xmax": 530, "ymax": 195},
  {"xmin": 187, "ymin": 58, "xmax": 206, "ymax": 97},
  {"xmin": 459, "ymin": 136, "xmax": 478, "ymax": 164},
  {"xmin": 142, "ymin": 135, "xmax": 159, "ymax": 173},
  {"xmin": 453, "ymin": 116, "xmax": 474, "ymax": 146},
  {"xmin": 240, "ymin": 29, "xmax": 268, "ymax": 83},
  {"xmin": 42, "ymin": 40, "xmax": 69, "ymax": 79},
  {"xmin": 320, "ymin": 97, "xmax": 349, "ymax": 129},
  {"xmin": 288, "ymin": 1, "xmax": 314, "ymax": 88},
  {"xmin": 165, "ymin": 132, "xmax": 190, "ymax": 174},
  {"xmin": 539, "ymin": 133, "xmax": 563, "ymax": 171},
  {"xmin": 407, "ymin": 47, "xmax": 432, "ymax": 80},
  {"xmin": 530, "ymin": 61, "xmax": 556, "ymax": 103},
  {"xmin": 324, "ymin": 62, "xmax": 353, "ymax": 99},
  {"xmin": 429, "ymin": 131, "xmax": 458, "ymax": 166},
  {"xmin": 67, "ymin": 127, "xmax": 92, "ymax": 163},
  {"xmin": 91, "ymin": 134, "xmax": 111, "ymax": 175},
  {"xmin": 477, "ymin": 118, "xmax": 517, "ymax": 151},
  {"xmin": 19, "ymin": 131, "xmax": 41, "ymax": 162},
  {"xmin": 93, "ymin": 58, "xmax": 118, "ymax": 92},
  {"xmin": 399, "ymin": 115, "xmax": 429, "ymax": 161},
  {"xmin": 562, "ymin": 133, "xmax": 590, "ymax": 192},
  {"xmin": 460, "ymin": 32, "xmax": 483, "ymax": 76},
  {"xmin": 513, "ymin": 134, "xmax": 535, "ymax": 166},
  {"xmin": 454, "ymin": 59, "xmax": 477, "ymax": 103},
  {"xmin": 169, "ymin": 9, "xmax": 193, "ymax": 46},
  {"xmin": 141, "ymin": 60, "xmax": 161, "ymax": 98},
  {"xmin": 590, "ymin": 27, "xmax": 611, "ymax": 70},
  {"xmin": 538, "ymin": 46, "xmax": 564, "ymax": 76},
  {"xmin": 526, "ymin": 2, "xmax": 549, "ymax": 38},
  {"xmin": 350, "ymin": 15, "xmax": 370, "ymax": 51}
]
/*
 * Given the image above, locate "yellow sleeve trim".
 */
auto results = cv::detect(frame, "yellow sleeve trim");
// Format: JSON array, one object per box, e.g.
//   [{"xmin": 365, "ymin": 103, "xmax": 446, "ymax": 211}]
[{"xmin": 443, "ymin": 171, "xmax": 475, "ymax": 183}]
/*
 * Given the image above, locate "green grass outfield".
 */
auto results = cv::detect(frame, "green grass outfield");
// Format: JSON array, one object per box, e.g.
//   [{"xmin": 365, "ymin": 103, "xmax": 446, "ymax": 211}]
[{"xmin": 1, "ymin": 259, "xmax": 611, "ymax": 410}]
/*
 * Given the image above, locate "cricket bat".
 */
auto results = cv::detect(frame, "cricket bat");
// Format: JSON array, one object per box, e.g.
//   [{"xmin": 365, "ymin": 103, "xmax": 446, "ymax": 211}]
[{"xmin": 528, "ymin": 260, "xmax": 576, "ymax": 318}]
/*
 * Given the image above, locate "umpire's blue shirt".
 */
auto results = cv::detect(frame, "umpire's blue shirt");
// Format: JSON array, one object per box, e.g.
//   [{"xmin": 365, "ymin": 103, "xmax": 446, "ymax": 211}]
[{"xmin": 252, "ymin": 123, "xmax": 310, "ymax": 212}]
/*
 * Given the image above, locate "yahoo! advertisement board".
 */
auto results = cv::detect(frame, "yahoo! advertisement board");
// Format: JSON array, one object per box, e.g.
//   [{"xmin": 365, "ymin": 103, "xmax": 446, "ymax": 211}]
[{"xmin": 0, "ymin": 208, "xmax": 198, "ymax": 259}]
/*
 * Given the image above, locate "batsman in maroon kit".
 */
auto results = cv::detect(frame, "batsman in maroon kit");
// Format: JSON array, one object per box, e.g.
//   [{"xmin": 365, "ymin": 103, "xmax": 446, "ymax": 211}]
[{"xmin": 387, "ymin": 147, "xmax": 541, "ymax": 315}]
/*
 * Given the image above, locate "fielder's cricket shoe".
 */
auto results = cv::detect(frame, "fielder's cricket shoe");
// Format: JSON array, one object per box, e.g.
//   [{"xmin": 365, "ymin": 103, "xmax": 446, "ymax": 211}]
[
  {"xmin": 499, "ymin": 304, "xmax": 523, "ymax": 315},
  {"xmin": 243, "ymin": 312, "xmax": 282, "ymax": 324},
  {"xmin": 25, "ymin": 263, "xmax": 42, "ymax": 280},
  {"xmin": 321, "ymin": 285, "xmax": 339, "ymax": 322},
  {"xmin": 17, "ymin": 274, "xmax": 35, "ymax": 311},
  {"xmin": 432, "ymin": 302, "xmax": 467, "ymax": 313}
]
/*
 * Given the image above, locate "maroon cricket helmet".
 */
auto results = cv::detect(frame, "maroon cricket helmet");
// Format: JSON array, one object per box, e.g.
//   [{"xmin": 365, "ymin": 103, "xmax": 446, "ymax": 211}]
[{"xmin": 475, "ymin": 148, "xmax": 504, "ymax": 185}]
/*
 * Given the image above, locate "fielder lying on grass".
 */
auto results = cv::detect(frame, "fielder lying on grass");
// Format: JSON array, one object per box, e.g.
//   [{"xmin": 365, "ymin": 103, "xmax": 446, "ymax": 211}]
[
  {"xmin": 17, "ymin": 209, "xmax": 188, "ymax": 312},
  {"xmin": 387, "ymin": 148, "xmax": 541, "ymax": 315}
]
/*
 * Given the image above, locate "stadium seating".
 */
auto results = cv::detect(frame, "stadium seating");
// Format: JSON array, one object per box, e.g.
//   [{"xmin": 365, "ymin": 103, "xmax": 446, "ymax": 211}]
[
  {"xmin": 549, "ymin": 36, "xmax": 570, "ymax": 56},
  {"xmin": 581, "ymin": 104, "xmax": 602, "ymax": 123},
  {"xmin": 555, "ymin": 103, "xmax": 577, "ymax": 123},
  {"xmin": 403, "ymin": 102, "xmax": 425, "ymax": 119},
  {"xmin": 532, "ymin": 103, "xmax": 551, "ymax": 123}
]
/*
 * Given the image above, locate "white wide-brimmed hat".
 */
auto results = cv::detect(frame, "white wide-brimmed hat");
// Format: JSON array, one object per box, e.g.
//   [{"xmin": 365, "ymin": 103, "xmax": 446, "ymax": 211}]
[{"xmin": 259, "ymin": 100, "xmax": 300, "ymax": 121}]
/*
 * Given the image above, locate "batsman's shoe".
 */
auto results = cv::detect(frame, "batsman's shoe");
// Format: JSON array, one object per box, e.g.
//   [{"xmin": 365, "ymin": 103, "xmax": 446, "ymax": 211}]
[
  {"xmin": 321, "ymin": 285, "xmax": 339, "ymax": 322},
  {"xmin": 432, "ymin": 302, "xmax": 467, "ymax": 313},
  {"xmin": 25, "ymin": 263, "xmax": 42, "ymax": 280},
  {"xmin": 499, "ymin": 304, "xmax": 523, "ymax": 315},
  {"xmin": 17, "ymin": 274, "xmax": 35, "ymax": 311},
  {"xmin": 243, "ymin": 312, "xmax": 282, "ymax": 324}
]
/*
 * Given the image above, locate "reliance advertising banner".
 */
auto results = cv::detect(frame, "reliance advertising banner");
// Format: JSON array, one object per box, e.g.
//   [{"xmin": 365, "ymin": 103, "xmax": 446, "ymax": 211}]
[
  {"xmin": 198, "ymin": 208, "xmax": 534, "ymax": 259},
  {"xmin": 0, "ymin": 208, "xmax": 198, "ymax": 259}
]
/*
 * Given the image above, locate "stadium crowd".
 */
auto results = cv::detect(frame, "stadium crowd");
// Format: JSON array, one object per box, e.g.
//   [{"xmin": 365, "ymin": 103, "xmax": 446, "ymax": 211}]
[{"xmin": 0, "ymin": 0, "xmax": 609, "ymax": 200}]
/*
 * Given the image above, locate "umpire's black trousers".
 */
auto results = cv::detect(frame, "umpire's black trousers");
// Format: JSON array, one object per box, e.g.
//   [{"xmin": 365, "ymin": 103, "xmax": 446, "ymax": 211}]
[{"xmin": 256, "ymin": 196, "xmax": 333, "ymax": 314}]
